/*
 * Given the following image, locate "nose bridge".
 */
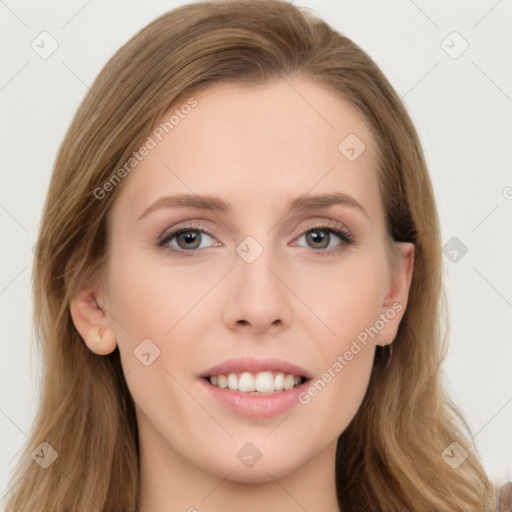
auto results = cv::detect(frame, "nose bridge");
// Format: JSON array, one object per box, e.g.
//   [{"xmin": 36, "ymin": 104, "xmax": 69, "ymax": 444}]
[
  {"xmin": 222, "ymin": 234, "xmax": 293, "ymax": 331},
  {"xmin": 236, "ymin": 237, "xmax": 278, "ymax": 291}
]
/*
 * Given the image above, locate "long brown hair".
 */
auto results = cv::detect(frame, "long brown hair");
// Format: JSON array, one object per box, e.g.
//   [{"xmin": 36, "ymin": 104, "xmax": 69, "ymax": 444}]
[{"xmin": 4, "ymin": 1, "xmax": 496, "ymax": 510}]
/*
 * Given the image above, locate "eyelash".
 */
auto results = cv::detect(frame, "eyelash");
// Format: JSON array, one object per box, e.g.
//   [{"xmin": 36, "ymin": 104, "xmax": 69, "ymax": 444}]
[{"xmin": 156, "ymin": 221, "xmax": 354, "ymax": 258}]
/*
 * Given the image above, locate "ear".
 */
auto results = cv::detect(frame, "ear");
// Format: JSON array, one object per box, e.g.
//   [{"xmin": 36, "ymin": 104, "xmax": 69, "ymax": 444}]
[
  {"xmin": 376, "ymin": 242, "xmax": 415, "ymax": 347},
  {"xmin": 69, "ymin": 284, "xmax": 117, "ymax": 355}
]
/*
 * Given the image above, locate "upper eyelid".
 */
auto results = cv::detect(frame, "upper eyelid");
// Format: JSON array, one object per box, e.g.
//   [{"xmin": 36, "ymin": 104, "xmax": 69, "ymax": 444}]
[
  {"xmin": 157, "ymin": 223, "xmax": 217, "ymax": 247},
  {"xmin": 159, "ymin": 217, "xmax": 350, "ymax": 236}
]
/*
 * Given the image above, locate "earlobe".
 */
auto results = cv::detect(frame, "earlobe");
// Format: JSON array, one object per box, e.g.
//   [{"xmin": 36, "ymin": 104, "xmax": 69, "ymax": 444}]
[
  {"xmin": 377, "ymin": 242, "xmax": 415, "ymax": 347},
  {"xmin": 69, "ymin": 287, "xmax": 117, "ymax": 355},
  {"xmin": 84, "ymin": 324, "xmax": 118, "ymax": 355}
]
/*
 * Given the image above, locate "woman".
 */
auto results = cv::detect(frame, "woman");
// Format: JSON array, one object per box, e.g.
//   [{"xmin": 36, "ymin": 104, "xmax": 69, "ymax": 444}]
[{"xmin": 4, "ymin": 0, "xmax": 498, "ymax": 510}]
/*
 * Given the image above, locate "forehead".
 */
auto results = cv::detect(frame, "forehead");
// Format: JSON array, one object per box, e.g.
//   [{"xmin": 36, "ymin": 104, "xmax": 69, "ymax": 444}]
[{"xmin": 110, "ymin": 77, "xmax": 384, "ymax": 227}]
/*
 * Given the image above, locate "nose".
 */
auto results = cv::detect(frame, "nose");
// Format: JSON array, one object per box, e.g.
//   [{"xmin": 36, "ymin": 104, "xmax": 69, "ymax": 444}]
[{"xmin": 221, "ymin": 246, "xmax": 293, "ymax": 335}]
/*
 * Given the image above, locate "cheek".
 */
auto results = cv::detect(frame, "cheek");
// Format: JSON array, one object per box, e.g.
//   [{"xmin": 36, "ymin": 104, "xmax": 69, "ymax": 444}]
[
  {"xmin": 106, "ymin": 247, "xmax": 223, "ymax": 343},
  {"xmin": 292, "ymin": 250, "xmax": 389, "ymax": 337}
]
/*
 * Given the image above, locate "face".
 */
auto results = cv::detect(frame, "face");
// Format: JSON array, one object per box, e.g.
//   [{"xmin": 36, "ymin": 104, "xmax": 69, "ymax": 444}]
[{"xmin": 73, "ymin": 77, "xmax": 414, "ymax": 484}]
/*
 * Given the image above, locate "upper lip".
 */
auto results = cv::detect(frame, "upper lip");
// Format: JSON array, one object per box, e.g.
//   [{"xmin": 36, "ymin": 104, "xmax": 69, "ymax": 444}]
[{"xmin": 200, "ymin": 356, "xmax": 313, "ymax": 380}]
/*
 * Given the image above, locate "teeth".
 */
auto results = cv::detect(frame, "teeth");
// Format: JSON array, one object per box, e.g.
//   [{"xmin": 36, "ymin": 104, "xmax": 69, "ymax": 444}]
[
  {"xmin": 284, "ymin": 374, "xmax": 295, "ymax": 390},
  {"xmin": 238, "ymin": 372, "xmax": 256, "ymax": 392},
  {"xmin": 227, "ymin": 373, "xmax": 238, "ymax": 390},
  {"xmin": 255, "ymin": 371, "xmax": 274, "ymax": 392},
  {"xmin": 274, "ymin": 372, "xmax": 285, "ymax": 391},
  {"xmin": 207, "ymin": 371, "xmax": 305, "ymax": 393}
]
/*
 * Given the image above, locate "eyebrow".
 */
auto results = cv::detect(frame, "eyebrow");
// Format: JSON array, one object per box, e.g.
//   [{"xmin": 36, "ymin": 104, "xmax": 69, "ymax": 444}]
[{"xmin": 137, "ymin": 191, "xmax": 368, "ymax": 220}]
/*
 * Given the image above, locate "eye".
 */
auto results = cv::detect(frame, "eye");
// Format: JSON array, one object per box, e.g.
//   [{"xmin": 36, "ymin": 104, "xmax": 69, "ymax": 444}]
[
  {"xmin": 156, "ymin": 223, "xmax": 220, "ymax": 256},
  {"xmin": 292, "ymin": 223, "xmax": 354, "ymax": 254}
]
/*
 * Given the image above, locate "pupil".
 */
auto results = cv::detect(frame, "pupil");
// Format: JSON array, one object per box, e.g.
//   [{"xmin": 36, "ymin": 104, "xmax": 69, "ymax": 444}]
[
  {"xmin": 308, "ymin": 230, "xmax": 328, "ymax": 248},
  {"xmin": 179, "ymin": 232, "xmax": 199, "ymax": 249}
]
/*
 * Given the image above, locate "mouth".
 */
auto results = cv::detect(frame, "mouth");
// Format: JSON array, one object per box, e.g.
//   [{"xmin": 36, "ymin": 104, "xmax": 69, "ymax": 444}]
[{"xmin": 198, "ymin": 357, "xmax": 313, "ymax": 418}]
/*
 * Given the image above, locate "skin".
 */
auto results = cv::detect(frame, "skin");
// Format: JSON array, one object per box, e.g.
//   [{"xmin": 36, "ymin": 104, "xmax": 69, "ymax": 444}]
[{"xmin": 70, "ymin": 77, "xmax": 414, "ymax": 512}]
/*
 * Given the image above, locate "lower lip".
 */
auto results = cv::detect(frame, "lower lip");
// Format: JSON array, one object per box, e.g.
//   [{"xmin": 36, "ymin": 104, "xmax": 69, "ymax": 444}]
[{"xmin": 199, "ymin": 378, "xmax": 309, "ymax": 419}]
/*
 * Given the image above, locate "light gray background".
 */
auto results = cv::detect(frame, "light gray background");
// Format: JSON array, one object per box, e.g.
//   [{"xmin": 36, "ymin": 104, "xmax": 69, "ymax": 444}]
[{"xmin": 1, "ymin": 0, "xmax": 511, "ymax": 500}]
